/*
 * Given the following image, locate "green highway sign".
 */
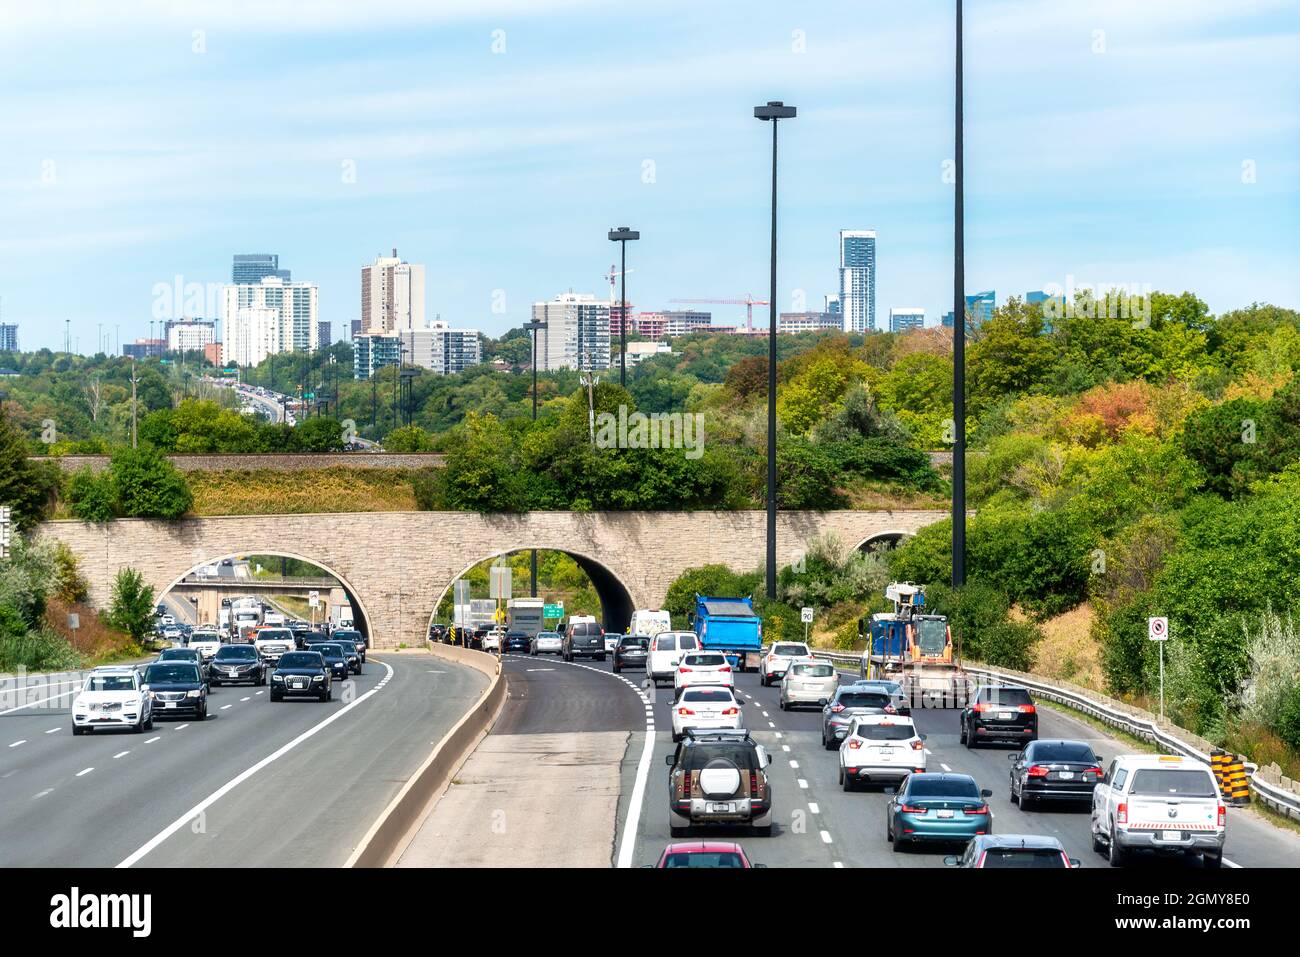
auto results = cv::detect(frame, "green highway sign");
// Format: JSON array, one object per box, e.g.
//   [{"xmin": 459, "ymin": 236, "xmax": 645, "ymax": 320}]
[{"xmin": 543, "ymin": 603, "xmax": 564, "ymax": 618}]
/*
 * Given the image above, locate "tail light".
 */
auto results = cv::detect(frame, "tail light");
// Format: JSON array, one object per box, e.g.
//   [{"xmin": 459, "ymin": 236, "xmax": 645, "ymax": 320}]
[
  {"xmin": 1027, "ymin": 765, "xmax": 1050, "ymax": 778},
  {"xmin": 964, "ymin": 804, "xmax": 989, "ymax": 815},
  {"xmin": 910, "ymin": 740, "xmax": 924, "ymax": 751},
  {"xmin": 676, "ymin": 707, "xmax": 694, "ymax": 716},
  {"xmin": 1060, "ymin": 852, "xmax": 1072, "ymax": 868},
  {"xmin": 1217, "ymin": 805, "xmax": 1226, "ymax": 827},
  {"xmin": 749, "ymin": 771, "xmax": 760, "ymax": 799},
  {"xmin": 1018, "ymin": 705, "xmax": 1036, "ymax": 714},
  {"xmin": 972, "ymin": 703, "xmax": 988, "ymax": 713},
  {"xmin": 900, "ymin": 804, "xmax": 925, "ymax": 814},
  {"xmin": 1085, "ymin": 766, "xmax": 1103, "ymax": 778},
  {"xmin": 678, "ymin": 667, "xmax": 692, "ymax": 673},
  {"xmin": 719, "ymin": 666, "xmax": 732, "ymax": 673},
  {"xmin": 847, "ymin": 739, "xmax": 862, "ymax": 750},
  {"xmin": 1117, "ymin": 803, "xmax": 1127, "ymax": 824},
  {"xmin": 831, "ymin": 704, "xmax": 845, "ymax": 713},
  {"xmin": 721, "ymin": 707, "xmax": 739, "ymax": 716}
]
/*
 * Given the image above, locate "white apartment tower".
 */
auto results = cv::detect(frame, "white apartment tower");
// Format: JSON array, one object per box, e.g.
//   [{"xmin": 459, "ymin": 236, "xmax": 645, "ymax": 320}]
[
  {"xmin": 531, "ymin": 293, "xmax": 611, "ymax": 372},
  {"xmin": 839, "ymin": 229, "xmax": 877, "ymax": 333},
  {"xmin": 222, "ymin": 276, "xmax": 319, "ymax": 366},
  {"xmin": 362, "ymin": 249, "xmax": 426, "ymax": 333}
]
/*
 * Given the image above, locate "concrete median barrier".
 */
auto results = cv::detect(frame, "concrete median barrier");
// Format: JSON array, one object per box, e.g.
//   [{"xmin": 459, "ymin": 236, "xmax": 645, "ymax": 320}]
[{"xmin": 345, "ymin": 644, "xmax": 505, "ymax": 867}]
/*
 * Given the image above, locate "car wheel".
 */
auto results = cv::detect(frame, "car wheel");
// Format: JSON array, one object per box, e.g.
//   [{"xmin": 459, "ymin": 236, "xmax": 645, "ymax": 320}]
[
  {"xmin": 71, "ymin": 725, "xmax": 84, "ymax": 736},
  {"xmin": 754, "ymin": 823, "xmax": 772, "ymax": 838},
  {"xmin": 964, "ymin": 723, "xmax": 976, "ymax": 749},
  {"xmin": 196, "ymin": 705, "xmax": 206, "ymax": 721},
  {"xmin": 1107, "ymin": 824, "xmax": 1127, "ymax": 867},
  {"xmin": 598, "ymin": 655, "xmax": 607, "ymax": 662},
  {"xmin": 823, "ymin": 733, "xmax": 836, "ymax": 751},
  {"xmin": 842, "ymin": 772, "xmax": 853, "ymax": 793},
  {"xmin": 133, "ymin": 719, "xmax": 144, "ymax": 734},
  {"xmin": 1009, "ymin": 779, "xmax": 1019, "ymax": 804},
  {"xmin": 1203, "ymin": 851, "xmax": 1223, "ymax": 869},
  {"xmin": 144, "ymin": 715, "xmax": 154, "ymax": 731}
]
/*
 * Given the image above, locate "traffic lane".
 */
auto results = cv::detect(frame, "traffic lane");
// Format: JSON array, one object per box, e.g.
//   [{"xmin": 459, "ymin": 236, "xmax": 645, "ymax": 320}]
[
  {"xmin": 140, "ymin": 653, "xmax": 487, "ymax": 867},
  {"xmin": 0, "ymin": 657, "xmax": 470, "ymax": 866},
  {"xmin": 497, "ymin": 653, "xmax": 646, "ymax": 734}
]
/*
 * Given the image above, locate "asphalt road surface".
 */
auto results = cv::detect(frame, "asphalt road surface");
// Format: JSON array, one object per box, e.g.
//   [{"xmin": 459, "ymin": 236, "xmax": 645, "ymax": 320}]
[{"xmin": 0, "ymin": 653, "xmax": 485, "ymax": 867}]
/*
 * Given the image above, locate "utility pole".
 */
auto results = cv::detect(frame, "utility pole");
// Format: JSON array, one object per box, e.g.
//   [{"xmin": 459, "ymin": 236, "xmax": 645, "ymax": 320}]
[
  {"xmin": 952, "ymin": 0, "xmax": 967, "ymax": 589},
  {"xmin": 131, "ymin": 358, "xmax": 139, "ymax": 448}
]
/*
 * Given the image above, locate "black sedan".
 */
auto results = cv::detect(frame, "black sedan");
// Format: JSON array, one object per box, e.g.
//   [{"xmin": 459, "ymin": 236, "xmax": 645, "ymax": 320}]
[
  {"xmin": 502, "ymin": 631, "xmax": 532, "ymax": 654},
  {"xmin": 141, "ymin": 662, "xmax": 208, "ymax": 720},
  {"xmin": 271, "ymin": 651, "xmax": 333, "ymax": 702},
  {"xmin": 298, "ymin": 630, "xmax": 331, "ymax": 651},
  {"xmin": 311, "ymin": 642, "xmax": 351, "ymax": 682},
  {"xmin": 1009, "ymin": 739, "xmax": 1104, "ymax": 810},
  {"xmin": 612, "ymin": 635, "xmax": 650, "ymax": 673},
  {"xmin": 156, "ymin": 646, "xmax": 209, "ymax": 682},
  {"xmin": 332, "ymin": 628, "xmax": 367, "ymax": 662},
  {"xmin": 334, "ymin": 639, "xmax": 363, "ymax": 675},
  {"xmin": 960, "ymin": 684, "xmax": 1038, "ymax": 748},
  {"xmin": 209, "ymin": 644, "xmax": 267, "ymax": 687}
]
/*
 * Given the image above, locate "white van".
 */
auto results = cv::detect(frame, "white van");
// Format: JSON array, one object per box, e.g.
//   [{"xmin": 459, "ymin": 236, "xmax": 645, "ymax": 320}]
[
  {"xmin": 647, "ymin": 631, "xmax": 701, "ymax": 687},
  {"xmin": 629, "ymin": 609, "xmax": 672, "ymax": 638}
]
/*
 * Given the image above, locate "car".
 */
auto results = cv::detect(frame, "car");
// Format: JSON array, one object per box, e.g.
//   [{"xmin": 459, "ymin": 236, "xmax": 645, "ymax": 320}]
[
  {"xmin": 778, "ymin": 660, "xmax": 838, "ymax": 711},
  {"xmin": 666, "ymin": 730, "xmax": 773, "ymax": 837},
  {"xmin": 253, "ymin": 626, "xmax": 297, "ymax": 663},
  {"xmin": 311, "ymin": 642, "xmax": 352, "ymax": 681},
  {"xmin": 188, "ymin": 631, "xmax": 223, "ymax": 662},
  {"xmin": 821, "ymin": 684, "xmax": 898, "ymax": 750},
  {"xmin": 945, "ymin": 834, "xmax": 1080, "ymax": 868},
  {"xmin": 1090, "ymin": 754, "xmax": 1226, "ymax": 868},
  {"xmin": 502, "ymin": 631, "xmax": 532, "ymax": 654},
  {"xmin": 671, "ymin": 686, "xmax": 743, "ymax": 741},
  {"xmin": 673, "ymin": 652, "xmax": 734, "ymax": 693},
  {"xmin": 960, "ymin": 685, "xmax": 1038, "ymax": 748},
  {"xmin": 839, "ymin": 714, "xmax": 927, "ymax": 790},
  {"xmin": 1009, "ymin": 739, "xmax": 1104, "ymax": 810},
  {"xmin": 481, "ymin": 632, "xmax": 501, "ymax": 653},
  {"xmin": 209, "ymin": 644, "xmax": 267, "ymax": 687},
  {"xmin": 334, "ymin": 639, "xmax": 363, "ymax": 674},
  {"xmin": 156, "ymin": 646, "xmax": 209, "ymax": 681},
  {"xmin": 191, "ymin": 624, "xmax": 221, "ymax": 643},
  {"xmin": 161, "ymin": 625, "xmax": 184, "ymax": 645},
  {"xmin": 561, "ymin": 620, "xmax": 605, "ymax": 661},
  {"xmin": 531, "ymin": 630, "xmax": 563, "ymax": 655},
  {"xmin": 759, "ymin": 641, "xmax": 813, "ymax": 686},
  {"xmin": 271, "ymin": 650, "xmax": 334, "ymax": 701},
  {"xmin": 886, "ymin": 773, "xmax": 994, "ymax": 851},
  {"xmin": 331, "ymin": 628, "xmax": 367, "ymax": 662},
  {"xmin": 297, "ymin": 630, "xmax": 331, "ymax": 651},
  {"xmin": 160, "ymin": 614, "xmax": 176, "ymax": 626},
  {"xmin": 71, "ymin": 666, "xmax": 153, "ymax": 734},
  {"xmin": 647, "ymin": 631, "xmax": 701, "ymax": 686},
  {"xmin": 612, "ymin": 635, "xmax": 650, "ymax": 673},
  {"xmin": 653, "ymin": 841, "xmax": 762, "ymax": 868},
  {"xmin": 852, "ymin": 678, "xmax": 911, "ymax": 716},
  {"xmin": 141, "ymin": 661, "xmax": 209, "ymax": 720}
]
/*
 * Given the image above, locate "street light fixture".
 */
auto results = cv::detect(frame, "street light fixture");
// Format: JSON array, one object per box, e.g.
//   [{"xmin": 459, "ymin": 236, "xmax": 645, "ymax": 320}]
[
  {"xmin": 753, "ymin": 99, "xmax": 795, "ymax": 601},
  {"xmin": 607, "ymin": 227, "xmax": 639, "ymax": 387}
]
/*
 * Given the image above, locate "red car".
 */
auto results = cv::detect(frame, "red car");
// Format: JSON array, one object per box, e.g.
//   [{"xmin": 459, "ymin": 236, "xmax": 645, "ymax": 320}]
[{"xmin": 654, "ymin": 841, "xmax": 762, "ymax": 868}]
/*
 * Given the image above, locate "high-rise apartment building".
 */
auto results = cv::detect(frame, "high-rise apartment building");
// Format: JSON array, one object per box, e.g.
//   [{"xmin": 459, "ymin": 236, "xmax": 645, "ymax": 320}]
[
  {"xmin": 222, "ymin": 276, "xmax": 319, "ymax": 366},
  {"xmin": 0, "ymin": 324, "xmax": 17, "ymax": 352},
  {"xmin": 232, "ymin": 254, "xmax": 290, "ymax": 285},
  {"xmin": 778, "ymin": 312, "xmax": 841, "ymax": 334},
  {"xmin": 361, "ymin": 249, "xmax": 425, "ymax": 333},
  {"xmin": 165, "ymin": 319, "xmax": 216, "ymax": 353},
  {"xmin": 317, "ymin": 321, "xmax": 331, "ymax": 347},
  {"xmin": 941, "ymin": 291, "xmax": 995, "ymax": 332},
  {"xmin": 824, "ymin": 294, "xmax": 841, "ymax": 317},
  {"xmin": 889, "ymin": 307, "xmax": 925, "ymax": 333},
  {"xmin": 839, "ymin": 230, "xmax": 876, "ymax": 333},
  {"xmin": 353, "ymin": 322, "xmax": 482, "ymax": 379},
  {"xmin": 350, "ymin": 319, "xmax": 362, "ymax": 340},
  {"xmin": 532, "ymin": 293, "xmax": 610, "ymax": 371}
]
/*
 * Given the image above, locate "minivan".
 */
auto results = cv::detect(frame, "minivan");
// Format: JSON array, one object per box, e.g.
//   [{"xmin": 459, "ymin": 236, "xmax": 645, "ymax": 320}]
[
  {"xmin": 562, "ymin": 620, "xmax": 605, "ymax": 661},
  {"xmin": 647, "ymin": 631, "xmax": 701, "ymax": 687}
]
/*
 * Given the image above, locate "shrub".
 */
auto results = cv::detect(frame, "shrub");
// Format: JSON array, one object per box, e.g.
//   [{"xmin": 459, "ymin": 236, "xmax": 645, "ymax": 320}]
[
  {"xmin": 67, "ymin": 468, "xmax": 116, "ymax": 522},
  {"xmin": 110, "ymin": 446, "xmax": 192, "ymax": 518},
  {"xmin": 105, "ymin": 568, "xmax": 156, "ymax": 644}
]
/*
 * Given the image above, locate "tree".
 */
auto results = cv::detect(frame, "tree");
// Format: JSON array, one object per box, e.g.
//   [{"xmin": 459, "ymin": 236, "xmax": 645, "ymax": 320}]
[
  {"xmin": 109, "ymin": 446, "xmax": 193, "ymax": 518},
  {"xmin": 106, "ymin": 568, "xmax": 156, "ymax": 644},
  {"xmin": 66, "ymin": 468, "xmax": 116, "ymax": 522},
  {"xmin": 383, "ymin": 424, "xmax": 435, "ymax": 452},
  {"xmin": 0, "ymin": 409, "xmax": 60, "ymax": 530}
]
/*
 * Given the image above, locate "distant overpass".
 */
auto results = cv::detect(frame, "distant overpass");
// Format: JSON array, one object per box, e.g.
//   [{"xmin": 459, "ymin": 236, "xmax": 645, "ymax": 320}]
[{"xmin": 169, "ymin": 576, "xmax": 349, "ymax": 627}]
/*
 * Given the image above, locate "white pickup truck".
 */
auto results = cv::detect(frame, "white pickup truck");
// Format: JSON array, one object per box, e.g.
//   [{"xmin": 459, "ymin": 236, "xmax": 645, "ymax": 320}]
[
  {"xmin": 1090, "ymin": 754, "xmax": 1226, "ymax": 868},
  {"xmin": 253, "ymin": 627, "xmax": 297, "ymax": 663}
]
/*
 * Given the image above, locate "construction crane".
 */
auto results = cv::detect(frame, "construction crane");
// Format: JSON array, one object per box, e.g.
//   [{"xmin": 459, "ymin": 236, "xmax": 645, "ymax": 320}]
[
  {"xmin": 668, "ymin": 296, "xmax": 769, "ymax": 333},
  {"xmin": 606, "ymin": 265, "xmax": 636, "ymax": 335}
]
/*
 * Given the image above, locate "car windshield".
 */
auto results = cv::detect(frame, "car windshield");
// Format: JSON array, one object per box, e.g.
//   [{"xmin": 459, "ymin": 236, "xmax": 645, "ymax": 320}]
[
  {"xmin": 979, "ymin": 687, "xmax": 1033, "ymax": 707},
  {"xmin": 620, "ymin": 637, "xmax": 649, "ymax": 649},
  {"xmin": 679, "ymin": 743, "xmax": 759, "ymax": 772},
  {"xmin": 683, "ymin": 654, "xmax": 726, "ymax": 667},
  {"xmin": 772, "ymin": 644, "xmax": 807, "ymax": 656},
  {"xmin": 278, "ymin": 653, "xmax": 322, "ymax": 668},
  {"xmin": 981, "ymin": 848, "xmax": 1066, "ymax": 868},
  {"xmin": 907, "ymin": 777, "xmax": 980, "ymax": 798},
  {"xmin": 1029, "ymin": 742, "xmax": 1096, "ymax": 763},
  {"xmin": 537, "ymin": 633, "xmax": 559, "ymax": 640},
  {"xmin": 334, "ymin": 630, "xmax": 361, "ymax": 640},
  {"xmin": 837, "ymin": 692, "xmax": 890, "ymax": 709},
  {"xmin": 335, "ymin": 641, "xmax": 357, "ymax": 652},
  {"xmin": 791, "ymin": 663, "xmax": 834, "ymax": 677},
  {"xmin": 84, "ymin": 675, "xmax": 136, "ymax": 692},
  {"xmin": 663, "ymin": 852, "xmax": 745, "ymax": 868},
  {"xmin": 159, "ymin": 650, "xmax": 196, "ymax": 660},
  {"xmin": 1130, "ymin": 769, "xmax": 1217, "ymax": 797},
  {"xmin": 682, "ymin": 689, "xmax": 735, "ymax": 703},
  {"xmin": 856, "ymin": 722, "xmax": 915, "ymax": 741},
  {"xmin": 315, "ymin": 644, "xmax": 343, "ymax": 656},
  {"xmin": 144, "ymin": 664, "xmax": 200, "ymax": 683},
  {"xmin": 258, "ymin": 630, "xmax": 293, "ymax": 641},
  {"xmin": 215, "ymin": 646, "xmax": 257, "ymax": 660}
]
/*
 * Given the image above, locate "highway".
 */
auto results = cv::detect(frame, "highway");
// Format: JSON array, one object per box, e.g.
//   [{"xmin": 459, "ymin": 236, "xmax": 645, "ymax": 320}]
[
  {"xmin": 409, "ymin": 651, "xmax": 1300, "ymax": 868},
  {"xmin": 0, "ymin": 653, "xmax": 485, "ymax": 867}
]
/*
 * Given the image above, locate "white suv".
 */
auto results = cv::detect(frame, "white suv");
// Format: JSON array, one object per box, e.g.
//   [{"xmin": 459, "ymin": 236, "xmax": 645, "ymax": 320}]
[
  {"xmin": 759, "ymin": 642, "xmax": 813, "ymax": 687},
  {"xmin": 1090, "ymin": 754, "xmax": 1226, "ymax": 868},
  {"xmin": 674, "ymin": 652, "xmax": 734, "ymax": 693},
  {"xmin": 72, "ymin": 667, "xmax": 153, "ymax": 735},
  {"xmin": 671, "ymin": 686, "xmax": 743, "ymax": 741},
  {"xmin": 648, "ymin": 631, "xmax": 700, "ymax": 687},
  {"xmin": 838, "ymin": 714, "xmax": 926, "ymax": 790},
  {"xmin": 254, "ymin": 627, "xmax": 296, "ymax": 663}
]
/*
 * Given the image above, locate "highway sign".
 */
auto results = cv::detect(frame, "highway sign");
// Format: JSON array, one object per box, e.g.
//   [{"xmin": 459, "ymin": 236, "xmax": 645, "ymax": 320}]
[
  {"xmin": 1148, "ymin": 616, "xmax": 1168, "ymax": 641},
  {"xmin": 543, "ymin": 603, "xmax": 564, "ymax": 618},
  {"xmin": 489, "ymin": 566, "xmax": 512, "ymax": 600},
  {"xmin": 308, "ymin": 590, "xmax": 320, "ymax": 609},
  {"xmin": 801, "ymin": 606, "xmax": 814, "ymax": 624}
]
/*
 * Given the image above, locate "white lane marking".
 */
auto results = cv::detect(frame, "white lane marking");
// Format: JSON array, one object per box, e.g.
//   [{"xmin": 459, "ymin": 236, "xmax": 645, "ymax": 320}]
[
  {"xmin": 1225, "ymin": 858, "xmax": 1242, "ymax": 869},
  {"xmin": 174, "ymin": 724, "xmax": 189, "ymax": 731},
  {"xmin": 240, "ymin": 697, "xmax": 250, "ymax": 702},
  {"xmin": 220, "ymin": 705, "xmax": 232, "ymax": 710},
  {"xmin": 145, "ymin": 736, "xmax": 160, "ymax": 744},
  {"xmin": 254, "ymin": 690, "xmax": 264, "ymax": 695},
  {"xmin": 33, "ymin": 788, "xmax": 53, "ymax": 799},
  {"xmin": 833, "ymin": 861, "xmax": 844, "ymax": 868},
  {"xmin": 808, "ymin": 802, "xmax": 820, "ymax": 814},
  {"xmin": 117, "ymin": 659, "xmax": 396, "ymax": 868},
  {"xmin": 525, "ymin": 669, "xmax": 554, "ymax": 673},
  {"xmin": 113, "ymin": 750, "xmax": 130, "ymax": 759},
  {"xmin": 768, "ymin": 721, "xmax": 775, "ymax": 728},
  {"xmin": 76, "ymin": 767, "xmax": 94, "ymax": 777},
  {"xmin": 820, "ymin": 830, "xmax": 833, "ymax": 844},
  {"xmin": 8, "ymin": 740, "xmax": 26, "ymax": 748},
  {"xmin": 789, "ymin": 760, "xmax": 799, "ymax": 769},
  {"xmin": 761, "ymin": 711, "xmax": 769, "ymax": 718},
  {"xmin": 44, "ymin": 728, "xmax": 60, "ymax": 735},
  {"xmin": 941, "ymin": 763, "xmax": 952, "ymax": 772},
  {"xmin": 0, "ymin": 685, "xmax": 78, "ymax": 716},
  {"xmin": 774, "ymin": 732, "xmax": 783, "ymax": 739},
  {"xmin": 924, "ymin": 748, "xmax": 932, "ymax": 755},
  {"xmin": 782, "ymin": 745, "xmax": 791, "ymax": 752},
  {"xmin": 798, "ymin": 779, "xmax": 809, "ymax": 789}
]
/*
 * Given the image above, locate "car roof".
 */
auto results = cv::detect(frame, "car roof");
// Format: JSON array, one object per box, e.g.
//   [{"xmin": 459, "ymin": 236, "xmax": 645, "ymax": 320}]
[
  {"xmin": 907, "ymin": 772, "xmax": 976, "ymax": 783},
  {"xmin": 663, "ymin": 841, "xmax": 745, "ymax": 854},
  {"xmin": 850, "ymin": 714, "xmax": 915, "ymax": 726},
  {"xmin": 971, "ymin": 834, "xmax": 1066, "ymax": 851},
  {"xmin": 90, "ymin": 665, "xmax": 139, "ymax": 674},
  {"xmin": 1111, "ymin": 754, "xmax": 1210, "ymax": 771},
  {"xmin": 683, "ymin": 728, "xmax": 753, "ymax": 744}
]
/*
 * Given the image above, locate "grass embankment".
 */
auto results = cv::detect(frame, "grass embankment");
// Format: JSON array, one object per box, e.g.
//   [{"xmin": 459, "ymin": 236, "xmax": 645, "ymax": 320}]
[{"xmin": 187, "ymin": 468, "xmax": 421, "ymax": 514}]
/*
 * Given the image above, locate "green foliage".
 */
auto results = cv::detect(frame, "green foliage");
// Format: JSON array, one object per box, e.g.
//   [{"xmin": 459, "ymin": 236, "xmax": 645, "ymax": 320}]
[
  {"xmin": 67, "ymin": 468, "xmax": 115, "ymax": 522},
  {"xmin": 109, "ymin": 446, "xmax": 193, "ymax": 518},
  {"xmin": 106, "ymin": 568, "xmax": 156, "ymax": 644},
  {"xmin": 383, "ymin": 424, "xmax": 436, "ymax": 452},
  {"xmin": 0, "ymin": 410, "xmax": 60, "ymax": 530},
  {"xmin": 1179, "ymin": 385, "xmax": 1300, "ymax": 497},
  {"xmin": 663, "ymin": 564, "xmax": 760, "ymax": 621}
]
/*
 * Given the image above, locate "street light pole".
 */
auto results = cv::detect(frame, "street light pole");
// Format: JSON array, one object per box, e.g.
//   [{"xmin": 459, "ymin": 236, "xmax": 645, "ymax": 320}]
[
  {"xmin": 607, "ymin": 227, "xmax": 639, "ymax": 387},
  {"xmin": 523, "ymin": 318, "xmax": 548, "ymax": 600},
  {"xmin": 952, "ymin": 0, "xmax": 967, "ymax": 589},
  {"xmin": 754, "ymin": 100, "xmax": 796, "ymax": 601}
]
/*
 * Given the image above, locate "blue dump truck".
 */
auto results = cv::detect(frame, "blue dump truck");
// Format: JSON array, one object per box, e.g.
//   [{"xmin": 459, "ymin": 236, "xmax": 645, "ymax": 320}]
[{"xmin": 691, "ymin": 595, "xmax": 764, "ymax": 672}]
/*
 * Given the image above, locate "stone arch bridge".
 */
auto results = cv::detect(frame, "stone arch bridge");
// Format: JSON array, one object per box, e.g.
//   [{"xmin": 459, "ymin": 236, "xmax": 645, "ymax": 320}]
[{"xmin": 40, "ymin": 510, "xmax": 948, "ymax": 649}]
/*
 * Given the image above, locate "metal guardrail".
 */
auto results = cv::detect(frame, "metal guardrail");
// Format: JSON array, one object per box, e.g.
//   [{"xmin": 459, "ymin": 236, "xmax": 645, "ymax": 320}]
[{"xmin": 805, "ymin": 649, "xmax": 1300, "ymax": 821}]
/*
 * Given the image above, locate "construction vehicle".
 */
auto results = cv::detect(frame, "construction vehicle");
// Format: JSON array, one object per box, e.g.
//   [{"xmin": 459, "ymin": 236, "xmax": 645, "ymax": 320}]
[{"xmin": 858, "ymin": 582, "xmax": 970, "ymax": 707}]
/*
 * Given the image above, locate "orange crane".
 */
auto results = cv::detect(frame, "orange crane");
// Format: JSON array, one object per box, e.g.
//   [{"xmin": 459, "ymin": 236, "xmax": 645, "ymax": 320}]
[{"xmin": 668, "ymin": 296, "xmax": 769, "ymax": 333}]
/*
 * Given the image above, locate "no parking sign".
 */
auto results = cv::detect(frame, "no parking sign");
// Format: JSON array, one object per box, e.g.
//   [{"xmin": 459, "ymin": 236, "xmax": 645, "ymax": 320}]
[{"xmin": 1148, "ymin": 616, "xmax": 1168, "ymax": 641}]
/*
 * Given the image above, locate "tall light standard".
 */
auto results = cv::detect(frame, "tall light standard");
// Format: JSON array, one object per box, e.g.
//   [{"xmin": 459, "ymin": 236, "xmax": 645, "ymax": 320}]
[
  {"xmin": 607, "ymin": 227, "xmax": 639, "ymax": 387},
  {"xmin": 952, "ymin": 1, "xmax": 967, "ymax": 589},
  {"xmin": 523, "ymin": 318, "xmax": 548, "ymax": 598},
  {"xmin": 754, "ymin": 99, "xmax": 795, "ymax": 601}
]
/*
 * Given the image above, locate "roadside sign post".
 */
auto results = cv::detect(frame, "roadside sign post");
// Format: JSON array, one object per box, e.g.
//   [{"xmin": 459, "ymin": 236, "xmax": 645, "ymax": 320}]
[
  {"xmin": 309, "ymin": 590, "xmax": 320, "ymax": 628},
  {"xmin": 1148, "ymin": 616, "xmax": 1168, "ymax": 720},
  {"xmin": 0, "ymin": 506, "xmax": 11, "ymax": 560},
  {"xmin": 801, "ymin": 606, "xmax": 813, "ymax": 643}
]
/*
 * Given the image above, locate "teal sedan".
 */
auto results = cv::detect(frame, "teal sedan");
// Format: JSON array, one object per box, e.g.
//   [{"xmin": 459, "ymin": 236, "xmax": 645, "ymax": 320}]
[{"xmin": 887, "ymin": 773, "xmax": 993, "ymax": 851}]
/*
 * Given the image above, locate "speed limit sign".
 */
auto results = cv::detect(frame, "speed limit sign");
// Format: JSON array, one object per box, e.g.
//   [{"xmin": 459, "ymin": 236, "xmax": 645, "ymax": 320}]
[{"xmin": 1148, "ymin": 616, "xmax": 1168, "ymax": 641}]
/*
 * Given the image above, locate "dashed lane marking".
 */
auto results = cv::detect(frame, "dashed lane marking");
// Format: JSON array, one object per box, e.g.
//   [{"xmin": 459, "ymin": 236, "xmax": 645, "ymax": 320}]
[
  {"xmin": 820, "ymin": 830, "xmax": 833, "ymax": 844},
  {"xmin": 220, "ymin": 705, "xmax": 232, "ymax": 710},
  {"xmin": 798, "ymin": 779, "xmax": 809, "ymax": 789},
  {"xmin": 44, "ymin": 728, "xmax": 60, "ymax": 735},
  {"xmin": 8, "ymin": 740, "xmax": 26, "ymax": 748},
  {"xmin": 145, "ymin": 736, "xmax": 160, "ymax": 744},
  {"xmin": 33, "ymin": 788, "xmax": 53, "ymax": 799},
  {"xmin": 75, "ymin": 767, "xmax": 94, "ymax": 777},
  {"xmin": 808, "ymin": 802, "xmax": 820, "ymax": 814}
]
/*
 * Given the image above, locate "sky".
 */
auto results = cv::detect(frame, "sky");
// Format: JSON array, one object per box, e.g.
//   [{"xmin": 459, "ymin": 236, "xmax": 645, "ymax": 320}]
[{"xmin": 0, "ymin": 0, "xmax": 1297, "ymax": 351}]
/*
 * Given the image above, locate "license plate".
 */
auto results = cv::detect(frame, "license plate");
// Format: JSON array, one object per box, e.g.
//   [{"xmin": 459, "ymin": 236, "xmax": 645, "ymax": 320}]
[
  {"xmin": 937, "ymin": 809, "xmax": 954, "ymax": 819},
  {"xmin": 1057, "ymin": 771, "xmax": 1074, "ymax": 780},
  {"xmin": 1159, "ymin": 830, "xmax": 1182, "ymax": 842},
  {"xmin": 165, "ymin": 701, "xmax": 177, "ymax": 709},
  {"xmin": 998, "ymin": 712, "xmax": 1013, "ymax": 720},
  {"xmin": 708, "ymin": 803, "xmax": 733, "ymax": 814},
  {"xmin": 875, "ymin": 748, "xmax": 893, "ymax": 759}
]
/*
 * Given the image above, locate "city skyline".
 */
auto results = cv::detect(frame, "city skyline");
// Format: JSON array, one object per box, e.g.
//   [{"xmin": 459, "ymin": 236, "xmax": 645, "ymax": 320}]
[{"xmin": 1, "ymin": 1, "xmax": 1297, "ymax": 351}]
